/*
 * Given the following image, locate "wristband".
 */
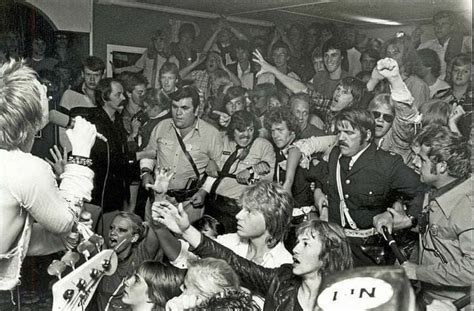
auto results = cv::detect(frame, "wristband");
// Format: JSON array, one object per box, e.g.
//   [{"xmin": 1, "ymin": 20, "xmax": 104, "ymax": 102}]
[
  {"xmin": 68, "ymin": 155, "xmax": 93, "ymax": 167},
  {"xmin": 140, "ymin": 171, "xmax": 151, "ymax": 179}
]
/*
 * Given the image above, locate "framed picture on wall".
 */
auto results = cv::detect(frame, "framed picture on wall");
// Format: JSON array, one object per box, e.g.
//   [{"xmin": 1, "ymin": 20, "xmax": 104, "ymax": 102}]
[{"xmin": 106, "ymin": 44, "xmax": 146, "ymax": 77}]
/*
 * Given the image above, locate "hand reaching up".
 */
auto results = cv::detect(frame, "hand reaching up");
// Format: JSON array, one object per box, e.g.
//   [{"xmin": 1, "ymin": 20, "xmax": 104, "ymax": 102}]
[
  {"xmin": 152, "ymin": 201, "xmax": 190, "ymax": 235},
  {"xmin": 375, "ymin": 57, "xmax": 401, "ymax": 81},
  {"xmin": 146, "ymin": 168, "xmax": 174, "ymax": 200},
  {"xmin": 252, "ymin": 49, "xmax": 275, "ymax": 77}
]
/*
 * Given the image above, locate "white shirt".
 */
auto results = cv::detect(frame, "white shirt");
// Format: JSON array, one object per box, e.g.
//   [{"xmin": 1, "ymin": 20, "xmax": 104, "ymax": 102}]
[
  {"xmin": 171, "ymin": 233, "xmax": 293, "ymax": 269},
  {"xmin": 348, "ymin": 143, "xmax": 371, "ymax": 170}
]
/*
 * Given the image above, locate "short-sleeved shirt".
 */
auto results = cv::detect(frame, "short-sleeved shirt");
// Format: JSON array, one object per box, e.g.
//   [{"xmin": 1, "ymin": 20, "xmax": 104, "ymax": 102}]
[{"xmin": 141, "ymin": 118, "xmax": 223, "ymax": 190}]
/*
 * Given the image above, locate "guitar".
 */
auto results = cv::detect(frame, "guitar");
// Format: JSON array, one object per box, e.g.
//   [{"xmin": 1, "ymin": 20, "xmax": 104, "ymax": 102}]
[{"xmin": 51, "ymin": 249, "xmax": 118, "ymax": 310}]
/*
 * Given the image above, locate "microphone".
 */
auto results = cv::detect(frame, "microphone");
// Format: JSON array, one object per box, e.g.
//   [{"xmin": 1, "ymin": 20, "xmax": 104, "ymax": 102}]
[{"xmin": 49, "ymin": 110, "xmax": 108, "ymax": 142}]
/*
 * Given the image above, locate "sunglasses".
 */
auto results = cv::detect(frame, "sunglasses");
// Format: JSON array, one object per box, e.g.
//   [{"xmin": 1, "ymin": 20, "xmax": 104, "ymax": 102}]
[{"xmin": 371, "ymin": 111, "xmax": 394, "ymax": 123}]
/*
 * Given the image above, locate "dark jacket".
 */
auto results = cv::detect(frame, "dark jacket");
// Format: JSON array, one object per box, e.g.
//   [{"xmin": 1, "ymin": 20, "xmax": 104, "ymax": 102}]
[
  {"xmin": 323, "ymin": 144, "xmax": 423, "ymax": 229},
  {"xmin": 70, "ymin": 107, "xmax": 130, "ymax": 212},
  {"xmin": 194, "ymin": 235, "xmax": 303, "ymax": 311}
]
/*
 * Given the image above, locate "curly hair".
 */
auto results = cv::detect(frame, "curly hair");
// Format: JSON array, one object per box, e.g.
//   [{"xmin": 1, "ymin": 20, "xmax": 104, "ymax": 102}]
[
  {"xmin": 200, "ymin": 288, "xmax": 261, "ymax": 310},
  {"xmin": 240, "ymin": 181, "xmax": 294, "ymax": 248},
  {"xmin": 264, "ymin": 106, "xmax": 301, "ymax": 138},
  {"xmin": 296, "ymin": 220, "xmax": 353, "ymax": 276},
  {"xmin": 413, "ymin": 124, "xmax": 471, "ymax": 178},
  {"xmin": 0, "ymin": 59, "xmax": 44, "ymax": 151},
  {"xmin": 226, "ymin": 110, "xmax": 261, "ymax": 142}
]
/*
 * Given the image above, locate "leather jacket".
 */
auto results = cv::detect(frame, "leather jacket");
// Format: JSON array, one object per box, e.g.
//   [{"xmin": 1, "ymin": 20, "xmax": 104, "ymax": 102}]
[{"xmin": 194, "ymin": 235, "xmax": 303, "ymax": 310}]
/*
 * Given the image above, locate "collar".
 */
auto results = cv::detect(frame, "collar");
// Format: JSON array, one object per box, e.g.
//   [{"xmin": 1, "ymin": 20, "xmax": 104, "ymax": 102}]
[
  {"xmin": 430, "ymin": 176, "xmax": 468, "ymax": 200},
  {"xmin": 348, "ymin": 143, "xmax": 371, "ymax": 169},
  {"xmin": 432, "ymin": 177, "xmax": 471, "ymax": 216}
]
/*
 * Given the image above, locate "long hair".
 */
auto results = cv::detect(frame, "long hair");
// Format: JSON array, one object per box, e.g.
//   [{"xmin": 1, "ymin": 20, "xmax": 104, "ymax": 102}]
[
  {"xmin": 135, "ymin": 261, "xmax": 185, "ymax": 309},
  {"xmin": 296, "ymin": 220, "xmax": 353, "ymax": 276}
]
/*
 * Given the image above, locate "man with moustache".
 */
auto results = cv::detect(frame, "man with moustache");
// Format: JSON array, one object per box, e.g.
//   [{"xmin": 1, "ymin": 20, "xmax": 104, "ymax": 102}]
[
  {"xmin": 194, "ymin": 110, "xmax": 275, "ymax": 233},
  {"xmin": 140, "ymin": 86, "xmax": 223, "ymax": 222},
  {"xmin": 314, "ymin": 108, "xmax": 422, "ymax": 267},
  {"xmin": 70, "ymin": 78, "xmax": 131, "ymax": 236}
]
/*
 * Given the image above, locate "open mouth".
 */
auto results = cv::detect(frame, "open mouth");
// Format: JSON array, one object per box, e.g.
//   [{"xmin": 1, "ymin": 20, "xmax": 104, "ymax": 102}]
[
  {"xmin": 109, "ymin": 237, "xmax": 118, "ymax": 246},
  {"xmin": 293, "ymin": 257, "xmax": 300, "ymax": 265}
]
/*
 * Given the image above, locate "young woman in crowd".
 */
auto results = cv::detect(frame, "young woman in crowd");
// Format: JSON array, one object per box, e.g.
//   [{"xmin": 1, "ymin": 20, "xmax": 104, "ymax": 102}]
[
  {"xmin": 121, "ymin": 261, "xmax": 185, "ymax": 311},
  {"xmin": 155, "ymin": 204, "xmax": 353, "ymax": 311}
]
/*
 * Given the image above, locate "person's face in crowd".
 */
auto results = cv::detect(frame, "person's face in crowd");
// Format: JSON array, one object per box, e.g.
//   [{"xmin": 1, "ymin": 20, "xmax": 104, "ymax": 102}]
[
  {"xmin": 272, "ymin": 47, "xmax": 289, "ymax": 69},
  {"xmin": 433, "ymin": 17, "xmax": 454, "ymax": 42},
  {"xmin": 251, "ymin": 89, "xmax": 268, "ymax": 111},
  {"xmin": 360, "ymin": 53, "xmax": 377, "ymax": 72},
  {"xmin": 292, "ymin": 230, "xmax": 323, "ymax": 278},
  {"xmin": 271, "ymin": 121, "xmax": 295, "ymax": 149},
  {"xmin": 179, "ymin": 31, "xmax": 195, "ymax": 46},
  {"xmin": 306, "ymin": 28, "xmax": 319, "ymax": 48},
  {"xmin": 153, "ymin": 33, "xmax": 166, "ymax": 52},
  {"xmin": 235, "ymin": 47, "xmax": 249, "ymax": 64},
  {"xmin": 321, "ymin": 29, "xmax": 333, "ymax": 43},
  {"xmin": 217, "ymin": 28, "xmax": 231, "ymax": 45},
  {"xmin": 292, "ymin": 98, "xmax": 310, "ymax": 131},
  {"xmin": 344, "ymin": 29, "xmax": 357, "ymax": 49},
  {"xmin": 32, "ymin": 38, "xmax": 46, "ymax": 56},
  {"xmin": 312, "ymin": 56, "xmax": 325, "ymax": 73},
  {"xmin": 225, "ymin": 96, "xmax": 245, "ymax": 116},
  {"xmin": 206, "ymin": 54, "xmax": 220, "ymax": 72},
  {"xmin": 355, "ymin": 35, "xmax": 368, "ymax": 53},
  {"xmin": 172, "ymin": 97, "xmax": 196, "ymax": 129},
  {"xmin": 331, "ymin": 84, "xmax": 354, "ymax": 112},
  {"xmin": 370, "ymin": 103, "xmax": 394, "ymax": 138},
  {"xmin": 106, "ymin": 81, "xmax": 126, "ymax": 113},
  {"xmin": 161, "ymin": 72, "xmax": 178, "ymax": 93},
  {"xmin": 82, "ymin": 67, "xmax": 103, "ymax": 91},
  {"xmin": 324, "ymin": 48, "xmax": 343, "ymax": 74},
  {"xmin": 385, "ymin": 44, "xmax": 403, "ymax": 67},
  {"xmin": 55, "ymin": 33, "xmax": 68, "ymax": 49},
  {"xmin": 289, "ymin": 26, "xmax": 303, "ymax": 46},
  {"xmin": 122, "ymin": 272, "xmax": 149, "ymax": 306},
  {"xmin": 369, "ymin": 39, "xmax": 382, "ymax": 52},
  {"xmin": 144, "ymin": 102, "xmax": 160, "ymax": 118},
  {"xmin": 268, "ymin": 96, "xmax": 282, "ymax": 109},
  {"xmin": 337, "ymin": 121, "xmax": 370, "ymax": 157},
  {"xmin": 233, "ymin": 125, "xmax": 255, "ymax": 148},
  {"xmin": 412, "ymin": 144, "xmax": 439, "ymax": 186},
  {"xmin": 451, "ymin": 64, "xmax": 471, "ymax": 87},
  {"xmin": 129, "ymin": 84, "xmax": 146, "ymax": 107},
  {"xmin": 108, "ymin": 216, "xmax": 137, "ymax": 253},
  {"xmin": 235, "ymin": 206, "xmax": 267, "ymax": 240}
]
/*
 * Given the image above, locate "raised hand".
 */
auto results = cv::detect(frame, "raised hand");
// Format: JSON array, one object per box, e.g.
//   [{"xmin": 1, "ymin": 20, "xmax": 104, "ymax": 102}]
[
  {"xmin": 252, "ymin": 49, "xmax": 275, "ymax": 77},
  {"xmin": 213, "ymin": 110, "xmax": 231, "ymax": 127},
  {"xmin": 45, "ymin": 145, "xmax": 67, "ymax": 178},
  {"xmin": 146, "ymin": 168, "xmax": 174, "ymax": 201},
  {"xmin": 375, "ymin": 57, "xmax": 400, "ymax": 80},
  {"xmin": 152, "ymin": 201, "xmax": 190, "ymax": 235}
]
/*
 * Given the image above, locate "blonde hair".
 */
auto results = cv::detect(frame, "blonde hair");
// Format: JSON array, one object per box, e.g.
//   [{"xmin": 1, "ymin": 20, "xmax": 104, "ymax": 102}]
[
  {"xmin": 0, "ymin": 59, "xmax": 43, "ymax": 151},
  {"xmin": 185, "ymin": 258, "xmax": 239, "ymax": 299}
]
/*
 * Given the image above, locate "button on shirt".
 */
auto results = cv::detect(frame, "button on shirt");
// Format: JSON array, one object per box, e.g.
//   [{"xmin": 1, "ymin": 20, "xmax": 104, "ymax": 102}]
[{"xmin": 141, "ymin": 118, "xmax": 223, "ymax": 190}]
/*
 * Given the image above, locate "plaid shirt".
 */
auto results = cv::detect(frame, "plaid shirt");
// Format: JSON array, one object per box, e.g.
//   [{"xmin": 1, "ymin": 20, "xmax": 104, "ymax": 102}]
[{"xmin": 304, "ymin": 88, "xmax": 334, "ymax": 134}]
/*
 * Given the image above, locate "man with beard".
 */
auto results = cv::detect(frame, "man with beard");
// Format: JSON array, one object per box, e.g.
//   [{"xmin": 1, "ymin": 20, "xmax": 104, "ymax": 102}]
[
  {"xmin": 314, "ymin": 108, "xmax": 422, "ymax": 267},
  {"xmin": 59, "ymin": 56, "xmax": 105, "ymax": 152},
  {"xmin": 193, "ymin": 110, "xmax": 275, "ymax": 233}
]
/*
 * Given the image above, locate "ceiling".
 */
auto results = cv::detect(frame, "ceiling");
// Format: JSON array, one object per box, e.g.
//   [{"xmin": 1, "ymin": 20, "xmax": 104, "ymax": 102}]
[{"xmin": 123, "ymin": 0, "xmax": 472, "ymax": 27}]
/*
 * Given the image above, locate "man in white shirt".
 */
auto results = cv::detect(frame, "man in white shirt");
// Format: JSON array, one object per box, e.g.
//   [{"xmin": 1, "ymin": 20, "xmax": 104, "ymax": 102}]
[{"xmin": 418, "ymin": 10, "xmax": 471, "ymax": 80}]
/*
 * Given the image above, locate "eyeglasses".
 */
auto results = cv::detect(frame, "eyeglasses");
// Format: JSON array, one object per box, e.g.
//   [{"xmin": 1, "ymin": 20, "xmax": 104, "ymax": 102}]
[{"xmin": 371, "ymin": 111, "xmax": 394, "ymax": 123}]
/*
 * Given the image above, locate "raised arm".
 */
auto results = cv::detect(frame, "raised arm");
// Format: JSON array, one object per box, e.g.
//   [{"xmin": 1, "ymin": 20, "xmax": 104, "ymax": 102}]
[{"xmin": 253, "ymin": 50, "xmax": 307, "ymax": 94}]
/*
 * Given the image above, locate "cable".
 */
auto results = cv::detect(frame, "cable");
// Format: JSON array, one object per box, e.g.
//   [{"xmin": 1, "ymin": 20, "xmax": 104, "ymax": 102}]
[{"xmin": 95, "ymin": 140, "xmax": 110, "ymax": 235}]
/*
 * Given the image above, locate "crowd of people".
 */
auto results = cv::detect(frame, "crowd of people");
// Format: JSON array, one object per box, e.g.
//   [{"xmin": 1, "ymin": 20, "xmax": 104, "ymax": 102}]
[{"xmin": 0, "ymin": 9, "xmax": 472, "ymax": 311}]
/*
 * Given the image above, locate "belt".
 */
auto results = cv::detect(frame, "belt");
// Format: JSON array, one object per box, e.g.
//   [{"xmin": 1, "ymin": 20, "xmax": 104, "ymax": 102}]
[
  {"xmin": 292, "ymin": 206, "xmax": 316, "ymax": 217},
  {"xmin": 344, "ymin": 228, "xmax": 377, "ymax": 238}
]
